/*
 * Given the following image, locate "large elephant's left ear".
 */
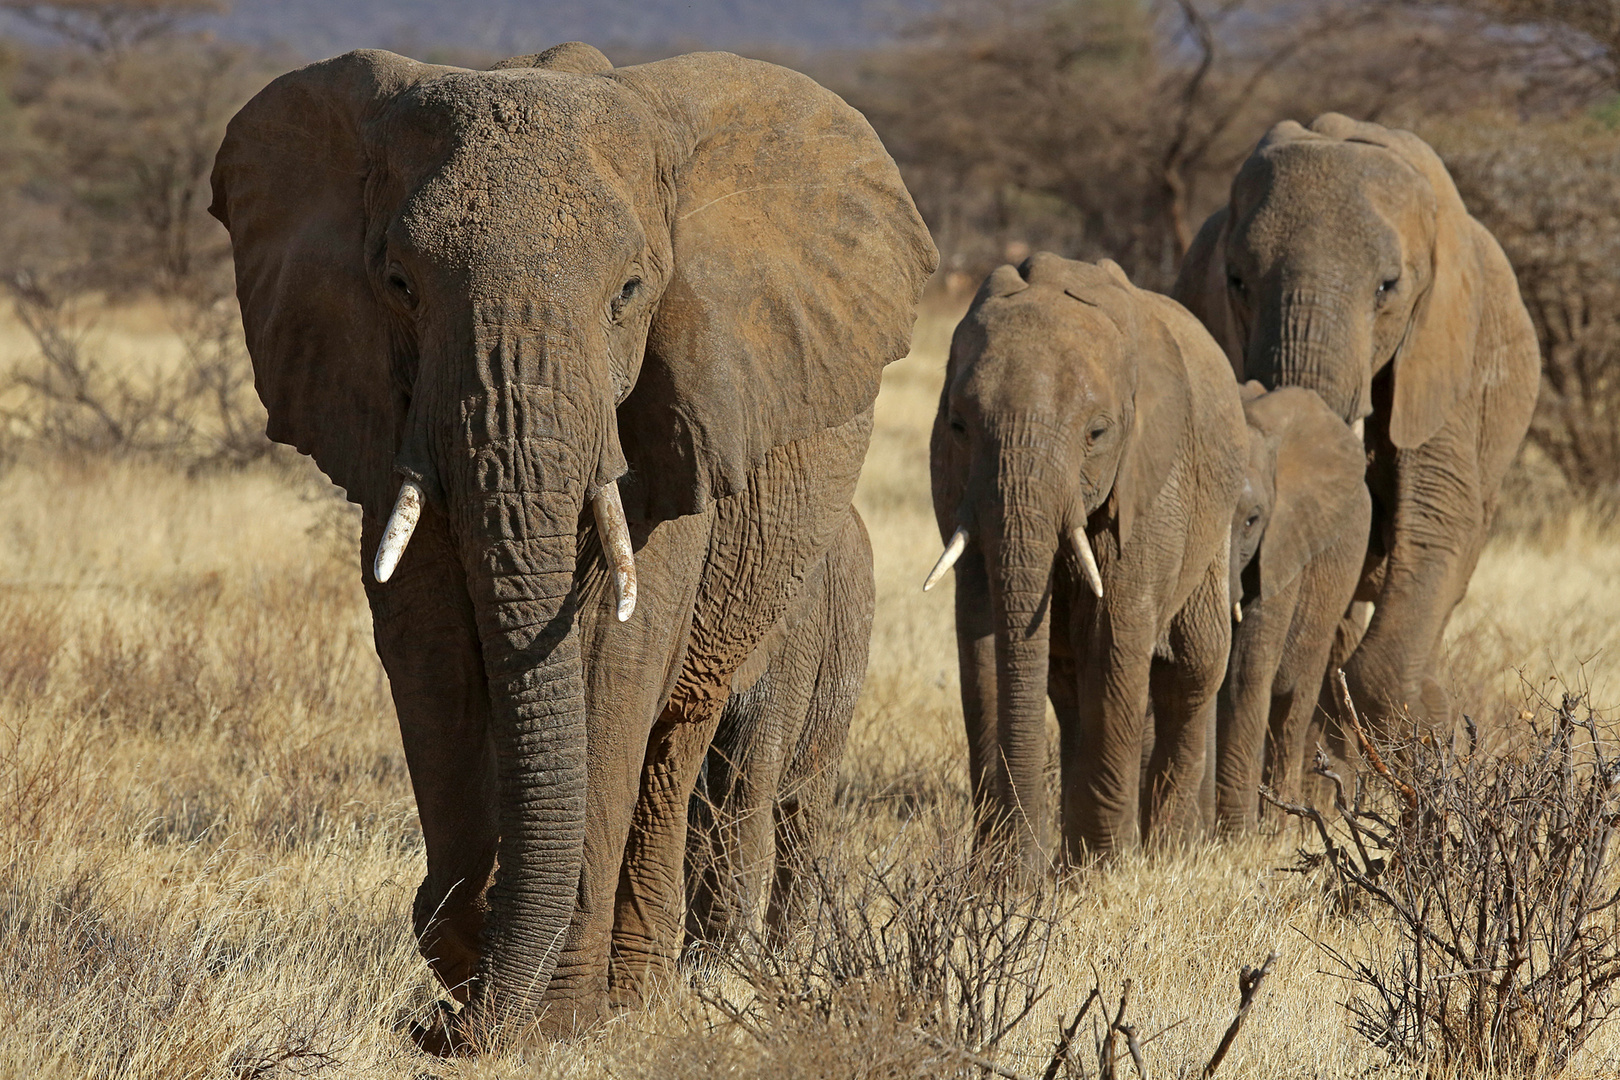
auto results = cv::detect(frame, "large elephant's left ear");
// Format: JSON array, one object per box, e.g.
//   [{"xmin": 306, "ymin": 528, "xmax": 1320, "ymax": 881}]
[
  {"xmin": 610, "ymin": 53, "xmax": 938, "ymax": 521},
  {"xmin": 1311, "ymin": 114, "xmax": 1481, "ymax": 449}
]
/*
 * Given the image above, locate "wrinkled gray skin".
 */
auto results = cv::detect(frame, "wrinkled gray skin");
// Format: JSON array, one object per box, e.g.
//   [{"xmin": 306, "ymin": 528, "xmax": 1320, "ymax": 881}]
[
  {"xmin": 1217, "ymin": 385, "xmax": 1370, "ymax": 833},
  {"xmin": 1175, "ymin": 114, "xmax": 1539, "ymax": 738},
  {"xmin": 209, "ymin": 42, "xmax": 935, "ymax": 1049},
  {"xmin": 931, "ymin": 254, "xmax": 1247, "ymax": 865},
  {"xmin": 686, "ymin": 507, "xmax": 873, "ymax": 947}
]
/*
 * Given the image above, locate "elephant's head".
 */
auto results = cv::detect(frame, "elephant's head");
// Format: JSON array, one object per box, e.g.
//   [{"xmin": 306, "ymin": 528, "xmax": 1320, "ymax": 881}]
[
  {"xmin": 209, "ymin": 43, "xmax": 934, "ymax": 1035},
  {"xmin": 1177, "ymin": 113, "xmax": 1482, "ymax": 449},
  {"xmin": 1229, "ymin": 384, "xmax": 1369, "ymax": 617},
  {"xmin": 927, "ymin": 254, "xmax": 1188, "ymax": 858}
]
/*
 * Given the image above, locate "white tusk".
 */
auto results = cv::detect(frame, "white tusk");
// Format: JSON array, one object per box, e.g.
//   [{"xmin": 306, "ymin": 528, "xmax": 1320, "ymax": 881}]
[
  {"xmin": 592, "ymin": 482, "xmax": 637, "ymax": 622},
  {"xmin": 1070, "ymin": 526, "xmax": 1103, "ymax": 599},
  {"xmin": 1233, "ymin": 601, "xmax": 1244, "ymax": 623},
  {"xmin": 1352, "ymin": 418, "xmax": 1365, "ymax": 441},
  {"xmin": 923, "ymin": 527, "xmax": 969, "ymax": 592},
  {"xmin": 373, "ymin": 479, "xmax": 424, "ymax": 584}
]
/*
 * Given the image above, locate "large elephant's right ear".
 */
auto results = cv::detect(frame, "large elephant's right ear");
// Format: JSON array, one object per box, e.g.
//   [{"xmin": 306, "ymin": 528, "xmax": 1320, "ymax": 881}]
[
  {"xmin": 1172, "ymin": 207, "xmax": 1242, "ymax": 376},
  {"xmin": 209, "ymin": 50, "xmax": 429, "ymax": 516},
  {"xmin": 610, "ymin": 53, "xmax": 938, "ymax": 522}
]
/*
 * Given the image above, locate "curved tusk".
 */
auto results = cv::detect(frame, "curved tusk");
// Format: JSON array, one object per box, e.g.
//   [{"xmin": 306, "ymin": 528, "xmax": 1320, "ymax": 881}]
[
  {"xmin": 1352, "ymin": 418, "xmax": 1365, "ymax": 441},
  {"xmin": 1233, "ymin": 601, "xmax": 1244, "ymax": 623},
  {"xmin": 1070, "ymin": 526, "xmax": 1103, "ymax": 599},
  {"xmin": 373, "ymin": 479, "xmax": 424, "ymax": 584},
  {"xmin": 592, "ymin": 482, "xmax": 637, "ymax": 622},
  {"xmin": 923, "ymin": 527, "xmax": 969, "ymax": 592}
]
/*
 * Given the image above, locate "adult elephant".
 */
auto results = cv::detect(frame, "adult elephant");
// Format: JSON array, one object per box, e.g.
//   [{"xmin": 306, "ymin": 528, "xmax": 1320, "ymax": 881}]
[
  {"xmin": 209, "ymin": 43, "xmax": 935, "ymax": 1049},
  {"xmin": 927, "ymin": 254, "xmax": 1246, "ymax": 865},
  {"xmin": 1174, "ymin": 114, "xmax": 1539, "ymax": 736},
  {"xmin": 1217, "ymin": 385, "xmax": 1369, "ymax": 833}
]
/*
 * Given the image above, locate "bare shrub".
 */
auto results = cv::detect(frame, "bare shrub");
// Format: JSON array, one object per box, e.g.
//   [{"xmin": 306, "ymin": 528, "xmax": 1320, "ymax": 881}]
[
  {"xmin": 0, "ymin": 271, "xmax": 272, "ymax": 466},
  {"xmin": 683, "ymin": 820, "xmax": 1281, "ymax": 1079},
  {"xmin": 1268, "ymin": 681, "xmax": 1620, "ymax": 1076}
]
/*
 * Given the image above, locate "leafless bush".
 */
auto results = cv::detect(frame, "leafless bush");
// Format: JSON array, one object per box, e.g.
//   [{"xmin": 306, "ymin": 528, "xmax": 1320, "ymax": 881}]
[
  {"xmin": 1268, "ymin": 679, "xmax": 1620, "ymax": 1076},
  {"xmin": 0, "ymin": 271, "xmax": 271, "ymax": 466},
  {"xmin": 685, "ymin": 823, "xmax": 1279, "ymax": 1079}
]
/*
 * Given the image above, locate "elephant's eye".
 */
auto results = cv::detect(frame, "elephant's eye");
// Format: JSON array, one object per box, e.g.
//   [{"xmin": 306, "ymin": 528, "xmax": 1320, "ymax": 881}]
[
  {"xmin": 611, "ymin": 277, "xmax": 641, "ymax": 320},
  {"xmin": 1246, "ymin": 511, "xmax": 1261, "ymax": 529},
  {"xmin": 1227, "ymin": 272, "xmax": 1246, "ymax": 298},
  {"xmin": 1376, "ymin": 275, "xmax": 1399, "ymax": 303},
  {"xmin": 949, "ymin": 415, "xmax": 967, "ymax": 437},
  {"xmin": 1086, "ymin": 420, "xmax": 1109, "ymax": 446},
  {"xmin": 385, "ymin": 266, "xmax": 416, "ymax": 309}
]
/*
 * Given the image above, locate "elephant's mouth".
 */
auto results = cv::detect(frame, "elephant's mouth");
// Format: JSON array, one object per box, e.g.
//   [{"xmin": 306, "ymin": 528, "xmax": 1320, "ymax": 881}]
[
  {"xmin": 925, "ymin": 520, "xmax": 1103, "ymax": 601},
  {"xmin": 372, "ymin": 474, "xmax": 639, "ymax": 623}
]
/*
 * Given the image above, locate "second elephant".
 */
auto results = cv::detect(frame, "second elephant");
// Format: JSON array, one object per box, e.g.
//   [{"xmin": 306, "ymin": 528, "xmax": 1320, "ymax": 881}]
[
  {"xmin": 1216, "ymin": 385, "xmax": 1370, "ymax": 833},
  {"xmin": 929, "ymin": 254, "xmax": 1247, "ymax": 864}
]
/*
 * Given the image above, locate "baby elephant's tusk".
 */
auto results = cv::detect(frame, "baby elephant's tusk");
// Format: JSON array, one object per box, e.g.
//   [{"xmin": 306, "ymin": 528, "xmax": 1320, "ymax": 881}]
[
  {"xmin": 1233, "ymin": 601, "xmax": 1244, "ymax": 623},
  {"xmin": 1070, "ymin": 526, "xmax": 1104, "ymax": 599},
  {"xmin": 374, "ymin": 479, "xmax": 424, "ymax": 584},
  {"xmin": 923, "ymin": 527, "xmax": 969, "ymax": 592},
  {"xmin": 593, "ymin": 482, "xmax": 637, "ymax": 622}
]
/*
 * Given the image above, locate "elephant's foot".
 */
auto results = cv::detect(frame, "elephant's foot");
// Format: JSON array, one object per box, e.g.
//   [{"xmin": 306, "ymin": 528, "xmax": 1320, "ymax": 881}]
[
  {"xmin": 413, "ymin": 880, "xmax": 489, "ymax": 1004},
  {"xmin": 408, "ymin": 1000, "xmax": 471, "ymax": 1057}
]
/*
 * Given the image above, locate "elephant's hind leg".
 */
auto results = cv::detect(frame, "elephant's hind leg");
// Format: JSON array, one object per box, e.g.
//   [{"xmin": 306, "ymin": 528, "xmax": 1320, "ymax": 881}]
[
  {"xmin": 766, "ymin": 509, "xmax": 873, "ymax": 942},
  {"xmin": 362, "ymin": 508, "xmax": 497, "ymax": 1004}
]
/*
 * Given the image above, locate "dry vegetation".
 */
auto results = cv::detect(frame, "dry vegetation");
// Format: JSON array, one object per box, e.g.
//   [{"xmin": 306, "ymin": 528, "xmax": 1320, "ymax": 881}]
[
  {"xmin": 0, "ymin": 308, "xmax": 1615, "ymax": 1078},
  {"xmin": 3, "ymin": 1, "xmax": 1620, "ymax": 1077}
]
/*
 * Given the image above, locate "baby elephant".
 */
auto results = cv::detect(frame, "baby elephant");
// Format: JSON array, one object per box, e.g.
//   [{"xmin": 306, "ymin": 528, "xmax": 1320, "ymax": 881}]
[
  {"xmin": 929, "ymin": 253, "xmax": 1246, "ymax": 864},
  {"xmin": 1216, "ymin": 384, "xmax": 1370, "ymax": 833}
]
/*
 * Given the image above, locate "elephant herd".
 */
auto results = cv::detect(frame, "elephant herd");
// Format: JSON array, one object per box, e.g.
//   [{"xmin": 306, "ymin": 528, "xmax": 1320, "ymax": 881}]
[{"xmin": 205, "ymin": 43, "xmax": 1539, "ymax": 1051}]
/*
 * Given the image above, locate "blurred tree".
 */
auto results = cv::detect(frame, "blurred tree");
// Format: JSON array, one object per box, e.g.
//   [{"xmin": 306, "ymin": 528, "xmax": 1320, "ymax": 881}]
[
  {"xmin": 834, "ymin": 0, "xmax": 1507, "ymax": 294},
  {"xmin": 0, "ymin": 0, "xmax": 223, "ymax": 56}
]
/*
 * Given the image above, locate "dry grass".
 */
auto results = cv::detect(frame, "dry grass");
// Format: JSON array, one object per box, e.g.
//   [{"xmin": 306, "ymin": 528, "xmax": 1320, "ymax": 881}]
[{"xmin": 0, "ymin": 307, "xmax": 1616, "ymax": 1077}]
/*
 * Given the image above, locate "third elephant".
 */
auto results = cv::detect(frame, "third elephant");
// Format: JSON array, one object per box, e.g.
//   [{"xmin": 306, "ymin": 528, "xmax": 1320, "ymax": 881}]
[
  {"xmin": 928, "ymin": 254, "xmax": 1246, "ymax": 865},
  {"xmin": 1174, "ymin": 114, "xmax": 1540, "ymax": 738},
  {"xmin": 1217, "ymin": 384, "xmax": 1369, "ymax": 833}
]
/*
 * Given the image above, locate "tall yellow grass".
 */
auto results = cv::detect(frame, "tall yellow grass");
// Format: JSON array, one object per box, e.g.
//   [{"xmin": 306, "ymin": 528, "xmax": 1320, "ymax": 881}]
[{"xmin": 0, "ymin": 308, "xmax": 1615, "ymax": 1077}]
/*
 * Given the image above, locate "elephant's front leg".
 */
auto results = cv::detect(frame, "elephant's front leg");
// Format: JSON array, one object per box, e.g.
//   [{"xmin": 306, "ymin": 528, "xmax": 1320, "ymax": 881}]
[
  {"xmin": 1215, "ymin": 583, "xmax": 1293, "ymax": 834},
  {"xmin": 1144, "ymin": 565, "xmax": 1231, "ymax": 846},
  {"xmin": 1346, "ymin": 423, "xmax": 1485, "ymax": 738},
  {"xmin": 362, "ymin": 507, "xmax": 497, "ymax": 1004},
  {"xmin": 1061, "ymin": 606, "xmax": 1154, "ymax": 860},
  {"xmin": 538, "ymin": 510, "xmax": 713, "ymax": 1035}
]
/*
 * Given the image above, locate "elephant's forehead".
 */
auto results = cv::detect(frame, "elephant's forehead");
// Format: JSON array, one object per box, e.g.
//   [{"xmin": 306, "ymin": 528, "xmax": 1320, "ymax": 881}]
[
  {"xmin": 958, "ymin": 290, "xmax": 1123, "ymax": 409},
  {"xmin": 1240, "ymin": 142, "xmax": 1429, "ymax": 243},
  {"xmin": 386, "ymin": 72, "xmax": 656, "ymax": 269},
  {"xmin": 974, "ymin": 287, "xmax": 1124, "ymax": 353}
]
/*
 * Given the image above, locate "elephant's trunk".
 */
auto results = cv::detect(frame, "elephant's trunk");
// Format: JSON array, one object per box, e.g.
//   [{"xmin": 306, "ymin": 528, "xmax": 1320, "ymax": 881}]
[
  {"xmin": 438, "ymin": 315, "xmax": 612, "ymax": 1039},
  {"xmin": 1248, "ymin": 284, "xmax": 1370, "ymax": 423},
  {"xmin": 980, "ymin": 443, "xmax": 1061, "ymax": 873}
]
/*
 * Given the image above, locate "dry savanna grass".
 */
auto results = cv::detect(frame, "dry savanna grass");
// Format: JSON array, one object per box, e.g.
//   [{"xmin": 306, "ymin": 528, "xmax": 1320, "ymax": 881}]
[{"xmin": 0, "ymin": 307, "xmax": 1617, "ymax": 1078}]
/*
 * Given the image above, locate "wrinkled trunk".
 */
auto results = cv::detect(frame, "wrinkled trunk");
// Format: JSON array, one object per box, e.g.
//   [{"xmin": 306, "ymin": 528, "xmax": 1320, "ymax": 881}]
[
  {"xmin": 1249, "ymin": 286, "xmax": 1369, "ymax": 424},
  {"xmin": 981, "ymin": 444, "xmax": 1061, "ymax": 873},
  {"xmin": 440, "ymin": 313, "xmax": 604, "ymax": 1037}
]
